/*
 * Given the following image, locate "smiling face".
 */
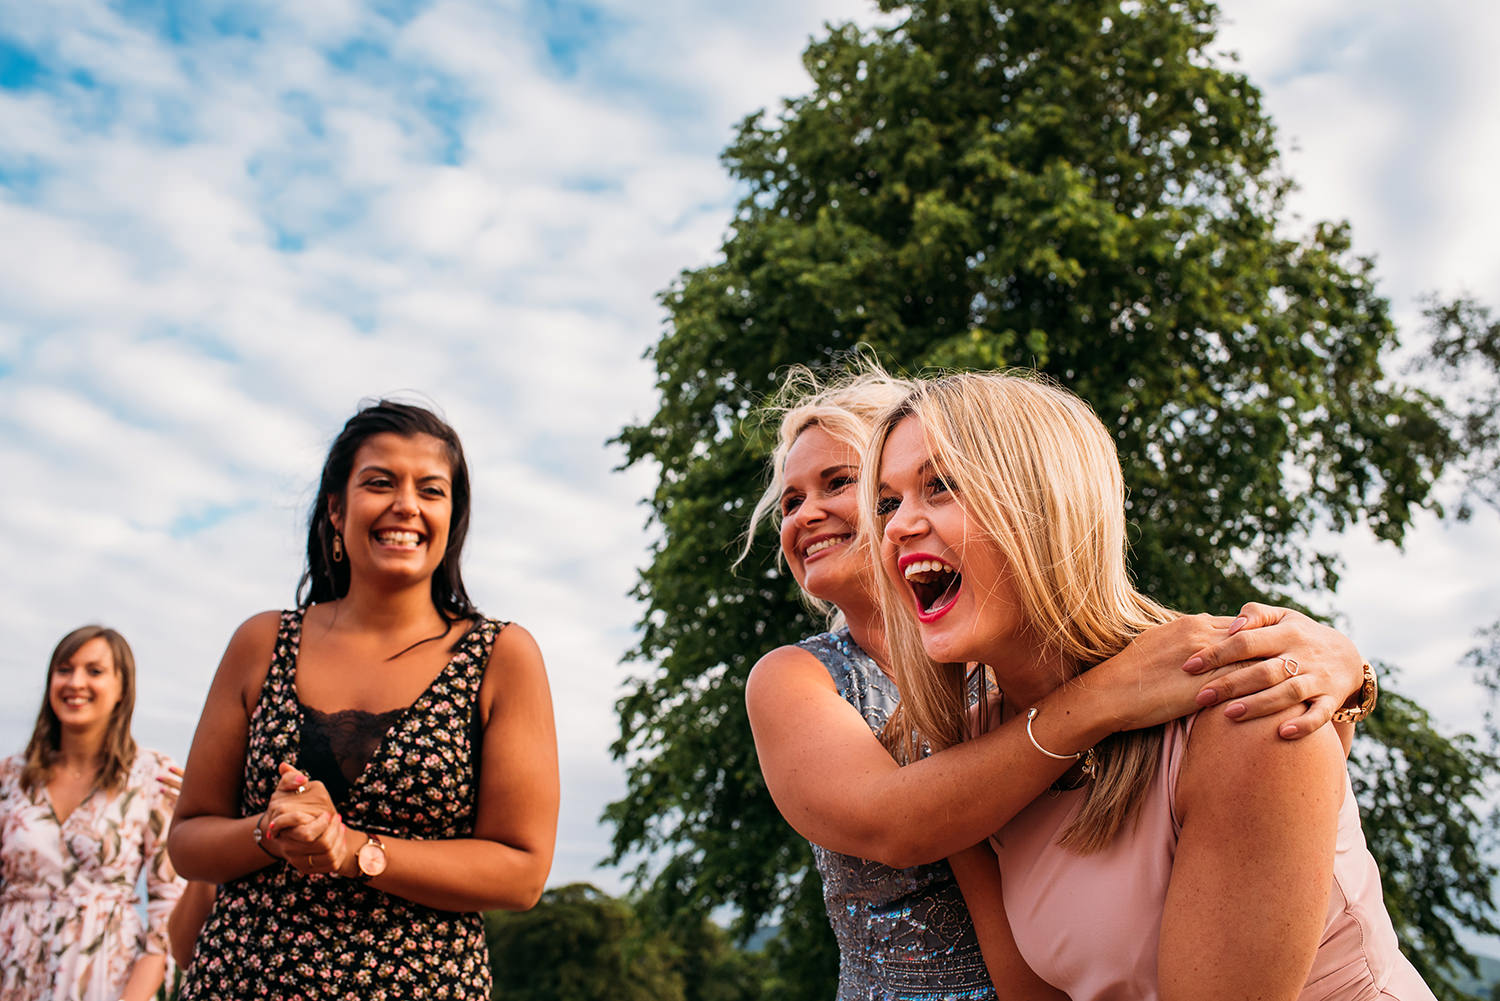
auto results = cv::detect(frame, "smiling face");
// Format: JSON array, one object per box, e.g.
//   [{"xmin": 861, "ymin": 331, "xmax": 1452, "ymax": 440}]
[
  {"xmin": 778, "ymin": 424, "xmax": 869, "ymax": 609},
  {"xmin": 49, "ymin": 636, "xmax": 123, "ymax": 734},
  {"xmin": 330, "ymin": 432, "xmax": 454, "ymax": 591},
  {"xmin": 876, "ymin": 415, "xmax": 1026, "ymax": 667}
]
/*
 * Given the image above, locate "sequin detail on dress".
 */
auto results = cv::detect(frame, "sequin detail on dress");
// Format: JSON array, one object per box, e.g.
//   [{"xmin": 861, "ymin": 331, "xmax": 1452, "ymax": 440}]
[
  {"xmin": 798, "ymin": 629, "xmax": 995, "ymax": 1001},
  {"xmin": 179, "ymin": 608, "xmax": 505, "ymax": 1001}
]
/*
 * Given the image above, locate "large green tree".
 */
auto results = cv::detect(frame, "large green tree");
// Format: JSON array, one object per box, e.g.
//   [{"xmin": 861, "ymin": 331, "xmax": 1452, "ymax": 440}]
[{"xmin": 610, "ymin": 0, "xmax": 1485, "ymax": 997}]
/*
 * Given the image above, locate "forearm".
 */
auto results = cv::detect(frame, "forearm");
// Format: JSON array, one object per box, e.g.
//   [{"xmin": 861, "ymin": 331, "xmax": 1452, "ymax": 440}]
[
  {"xmin": 120, "ymin": 952, "xmax": 166, "ymax": 1001},
  {"xmin": 336, "ymin": 829, "xmax": 550, "ymax": 912},
  {"xmin": 168, "ymin": 813, "xmax": 279, "ymax": 884},
  {"xmin": 816, "ymin": 682, "xmax": 1104, "ymax": 867}
]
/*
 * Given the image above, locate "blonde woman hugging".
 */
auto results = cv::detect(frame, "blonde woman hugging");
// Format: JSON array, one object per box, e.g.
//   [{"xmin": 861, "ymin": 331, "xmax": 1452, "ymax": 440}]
[{"xmin": 865, "ymin": 370, "xmax": 1428, "ymax": 1000}]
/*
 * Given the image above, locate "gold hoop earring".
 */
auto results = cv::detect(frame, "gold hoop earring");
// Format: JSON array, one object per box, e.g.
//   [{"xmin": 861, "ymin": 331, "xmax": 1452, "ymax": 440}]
[{"xmin": 332, "ymin": 534, "xmax": 344, "ymax": 562}]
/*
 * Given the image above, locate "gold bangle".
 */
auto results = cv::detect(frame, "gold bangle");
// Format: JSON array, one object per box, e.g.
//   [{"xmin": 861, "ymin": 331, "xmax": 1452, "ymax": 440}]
[
  {"xmin": 1025, "ymin": 707, "xmax": 1097, "ymax": 778},
  {"xmin": 1331, "ymin": 662, "xmax": 1378, "ymax": 724}
]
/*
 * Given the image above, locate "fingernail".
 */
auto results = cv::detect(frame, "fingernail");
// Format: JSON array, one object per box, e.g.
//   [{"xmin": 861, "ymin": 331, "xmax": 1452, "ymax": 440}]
[
  {"xmin": 1182, "ymin": 656, "xmax": 1203, "ymax": 673},
  {"xmin": 1195, "ymin": 688, "xmax": 1218, "ymax": 707},
  {"xmin": 1279, "ymin": 723, "xmax": 1298, "ymax": 739},
  {"xmin": 1224, "ymin": 702, "xmax": 1247, "ymax": 719},
  {"xmin": 1228, "ymin": 616, "xmax": 1248, "ymax": 635}
]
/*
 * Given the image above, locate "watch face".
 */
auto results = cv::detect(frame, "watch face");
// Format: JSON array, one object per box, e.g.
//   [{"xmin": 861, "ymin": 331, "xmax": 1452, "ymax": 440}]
[{"xmin": 358, "ymin": 838, "xmax": 387, "ymax": 877}]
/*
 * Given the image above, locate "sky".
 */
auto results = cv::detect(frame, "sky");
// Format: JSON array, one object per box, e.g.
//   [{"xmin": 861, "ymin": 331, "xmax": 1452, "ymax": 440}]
[{"xmin": 1, "ymin": 0, "xmax": 1498, "ymax": 932}]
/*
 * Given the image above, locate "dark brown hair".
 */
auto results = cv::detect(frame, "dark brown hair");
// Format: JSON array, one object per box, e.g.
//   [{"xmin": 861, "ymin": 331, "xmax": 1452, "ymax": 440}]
[{"xmin": 297, "ymin": 400, "xmax": 477, "ymax": 635}]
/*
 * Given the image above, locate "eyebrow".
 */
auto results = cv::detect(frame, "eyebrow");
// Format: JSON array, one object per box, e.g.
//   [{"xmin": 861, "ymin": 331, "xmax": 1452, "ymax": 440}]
[
  {"xmin": 875, "ymin": 459, "xmax": 935, "ymax": 494},
  {"xmin": 781, "ymin": 464, "xmax": 857, "ymax": 501},
  {"xmin": 356, "ymin": 464, "xmax": 451, "ymax": 484}
]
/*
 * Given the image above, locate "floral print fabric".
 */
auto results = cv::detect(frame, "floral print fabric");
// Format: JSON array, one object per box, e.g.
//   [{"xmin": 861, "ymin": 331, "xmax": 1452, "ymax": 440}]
[
  {"xmin": 179, "ymin": 607, "xmax": 504, "ymax": 1001},
  {"xmin": 0, "ymin": 747, "xmax": 184, "ymax": 1001}
]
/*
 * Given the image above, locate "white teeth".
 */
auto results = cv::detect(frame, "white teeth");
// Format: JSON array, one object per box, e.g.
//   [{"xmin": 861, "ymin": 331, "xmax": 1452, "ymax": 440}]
[
  {"xmin": 375, "ymin": 530, "xmax": 422, "ymax": 546},
  {"xmin": 804, "ymin": 535, "xmax": 850, "ymax": 557},
  {"xmin": 904, "ymin": 558, "xmax": 956, "ymax": 579}
]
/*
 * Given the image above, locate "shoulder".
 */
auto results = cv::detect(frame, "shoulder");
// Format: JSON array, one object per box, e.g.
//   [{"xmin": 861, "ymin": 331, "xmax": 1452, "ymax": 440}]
[
  {"xmin": 1176, "ymin": 706, "xmax": 1343, "ymax": 815},
  {"xmin": 225, "ymin": 610, "xmax": 285, "ymax": 661},
  {"xmin": 746, "ymin": 643, "xmax": 838, "ymax": 713},
  {"xmin": 479, "ymin": 622, "xmax": 548, "ymax": 691},
  {"xmin": 132, "ymin": 746, "xmax": 178, "ymax": 774},
  {"xmin": 0, "ymin": 753, "xmax": 22, "ymax": 784},
  {"xmin": 485, "ymin": 620, "xmax": 540, "ymax": 665}
]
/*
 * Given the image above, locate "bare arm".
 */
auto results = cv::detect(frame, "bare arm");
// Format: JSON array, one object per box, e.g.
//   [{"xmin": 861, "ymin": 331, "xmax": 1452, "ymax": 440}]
[
  {"xmin": 118, "ymin": 954, "xmax": 167, "ymax": 1001},
  {"xmin": 948, "ymin": 842, "xmax": 1067, "ymax": 1001},
  {"xmin": 168, "ymin": 880, "xmax": 218, "ymax": 969},
  {"xmin": 168, "ymin": 611, "xmax": 284, "ymax": 883},
  {"xmin": 1158, "ymin": 706, "xmax": 1345, "ymax": 1001},
  {"xmin": 748, "ymin": 609, "xmax": 1344, "ymax": 867},
  {"xmin": 267, "ymin": 624, "xmax": 560, "ymax": 911}
]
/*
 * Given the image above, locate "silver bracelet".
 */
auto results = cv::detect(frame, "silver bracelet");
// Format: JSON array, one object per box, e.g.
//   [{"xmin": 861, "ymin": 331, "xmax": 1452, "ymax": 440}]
[{"xmin": 1026, "ymin": 707, "xmax": 1098, "ymax": 778}]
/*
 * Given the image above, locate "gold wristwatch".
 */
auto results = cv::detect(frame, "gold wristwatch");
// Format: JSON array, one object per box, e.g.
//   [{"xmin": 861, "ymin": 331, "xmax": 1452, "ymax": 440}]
[{"xmin": 354, "ymin": 832, "xmax": 388, "ymax": 880}]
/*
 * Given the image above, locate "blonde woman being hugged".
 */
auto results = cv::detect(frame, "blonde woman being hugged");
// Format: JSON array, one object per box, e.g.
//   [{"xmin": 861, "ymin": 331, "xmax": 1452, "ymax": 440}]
[
  {"xmin": 744, "ymin": 368, "xmax": 1371, "ymax": 1001},
  {"xmin": 0, "ymin": 626, "xmax": 184, "ymax": 1001},
  {"xmin": 867, "ymin": 371, "xmax": 1427, "ymax": 1000},
  {"xmin": 169, "ymin": 400, "xmax": 559, "ymax": 1000}
]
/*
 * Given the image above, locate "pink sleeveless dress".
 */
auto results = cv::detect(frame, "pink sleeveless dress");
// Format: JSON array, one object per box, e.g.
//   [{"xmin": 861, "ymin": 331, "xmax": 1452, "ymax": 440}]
[{"xmin": 988, "ymin": 715, "xmax": 1434, "ymax": 1001}]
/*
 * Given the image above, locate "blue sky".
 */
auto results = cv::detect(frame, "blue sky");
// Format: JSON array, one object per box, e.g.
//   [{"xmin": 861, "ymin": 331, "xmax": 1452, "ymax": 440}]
[{"xmin": 1, "ymin": 0, "xmax": 1498, "ymax": 932}]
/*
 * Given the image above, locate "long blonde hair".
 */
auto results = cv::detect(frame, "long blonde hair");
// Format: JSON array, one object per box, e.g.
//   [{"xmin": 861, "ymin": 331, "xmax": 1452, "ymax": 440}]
[
  {"xmin": 740, "ymin": 363, "xmax": 915, "ymax": 622},
  {"xmin": 22, "ymin": 625, "xmax": 139, "ymax": 795},
  {"xmin": 864, "ymin": 371, "xmax": 1174, "ymax": 852}
]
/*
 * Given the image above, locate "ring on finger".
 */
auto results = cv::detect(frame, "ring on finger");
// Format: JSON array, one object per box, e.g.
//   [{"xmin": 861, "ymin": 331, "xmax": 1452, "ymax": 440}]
[
  {"xmin": 1281, "ymin": 656, "xmax": 1300, "ymax": 678},
  {"xmin": 295, "ymin": 783, "xmax": 308, "ymax": 795}
]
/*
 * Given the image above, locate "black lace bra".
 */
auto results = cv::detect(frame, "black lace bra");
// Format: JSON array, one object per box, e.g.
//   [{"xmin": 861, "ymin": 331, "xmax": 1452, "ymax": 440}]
[{"xmin": 296, "ymin": 703, "xmax": 404, "ymax": 805}]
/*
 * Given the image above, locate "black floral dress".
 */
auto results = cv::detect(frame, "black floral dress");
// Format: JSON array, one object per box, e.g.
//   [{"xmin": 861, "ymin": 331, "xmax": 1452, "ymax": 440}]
[{"xmin": 180, "ymin": 608, "xmax": 505, "ymax": 1001}]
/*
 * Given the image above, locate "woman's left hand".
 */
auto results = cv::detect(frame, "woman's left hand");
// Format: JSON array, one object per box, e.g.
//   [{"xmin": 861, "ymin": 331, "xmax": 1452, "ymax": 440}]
[
  {"xmin": 1180, "ymin": 602, "xmax": 1364, "ymax": 739},
  {"xmin": 156, "ymin": 764, "xmax": 185, "ymax": 801},
  {"xmin": 263, "ymin": 763, "xmax": 354, "ymax": 876}
]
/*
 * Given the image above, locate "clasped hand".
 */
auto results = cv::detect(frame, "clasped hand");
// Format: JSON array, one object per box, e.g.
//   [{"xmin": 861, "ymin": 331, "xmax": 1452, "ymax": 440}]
[{"xmin": 260, "ymin": 762, "xmax": 353, "ymax": 877}]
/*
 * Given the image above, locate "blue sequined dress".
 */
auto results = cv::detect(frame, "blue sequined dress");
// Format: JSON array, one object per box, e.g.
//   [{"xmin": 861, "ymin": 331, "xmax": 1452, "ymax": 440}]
[{"xmin": 797, "ymin": 629, "xmax": 996, "ymax": 1001}]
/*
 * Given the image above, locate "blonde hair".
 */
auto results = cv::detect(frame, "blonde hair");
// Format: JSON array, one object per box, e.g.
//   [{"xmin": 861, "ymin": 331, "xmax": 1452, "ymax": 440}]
[
  {"xmin": 22, "ymin": 625, "xmax": 139, "ymax": 795},
  {"xmin": 740, "ymin": 363, "xmax": 915, "ymax": 621},
  {"xmin": 863, "ymin": 371, "xmax": 1174, "ymax": 853}
]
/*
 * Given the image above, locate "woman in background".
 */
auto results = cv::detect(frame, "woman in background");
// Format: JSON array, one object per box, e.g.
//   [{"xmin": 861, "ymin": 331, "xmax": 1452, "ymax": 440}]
[
  {"xmin": 0, "ymin": 625, "xmax": 184, "ymax": 1001},
  {"xmin": 170, "ymin": 400, "xmax": 559, "ymax": 999},
  {"xmin": 743, "ymin": 367, "xmax": 1367, "ymax": 1000}
]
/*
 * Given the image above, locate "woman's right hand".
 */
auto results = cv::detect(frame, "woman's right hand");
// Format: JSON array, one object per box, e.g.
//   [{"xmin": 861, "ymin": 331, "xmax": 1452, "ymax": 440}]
[
  {"xmin": 1088, "ymin": 602, "xmax": 1364, "ymax": 741},
  {"xmin": 262, "ymin": 764, "xmax": 353, "ymax": 876},
  {"xmin": 1180, "ymin": 602, "xmax": 1365, "ymax": 740}
]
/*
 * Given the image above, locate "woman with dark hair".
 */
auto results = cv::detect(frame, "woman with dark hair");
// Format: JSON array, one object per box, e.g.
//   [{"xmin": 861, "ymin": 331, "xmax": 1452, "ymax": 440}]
[
  {"xmin": 0, "ymin": 625, "xmax": 184, "ymax": 1001},
  {"xmin": 169, "ymin": 399, "xmax": 559, "ymax": 1000}
]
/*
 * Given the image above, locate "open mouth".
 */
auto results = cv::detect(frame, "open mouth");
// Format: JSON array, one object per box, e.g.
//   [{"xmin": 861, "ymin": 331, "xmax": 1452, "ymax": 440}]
[{"xmin": 903, "ymin": 558, "xmax": 962, "ymax": 617}]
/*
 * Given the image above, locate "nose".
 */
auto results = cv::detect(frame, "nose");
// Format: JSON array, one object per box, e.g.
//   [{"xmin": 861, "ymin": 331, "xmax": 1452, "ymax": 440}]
[
  {"xmin": 883, "ymin": 497, "xmax": 925, "ymax": 548},
  {"xmin": 392, "ymin": 482, "xmax": 420, "ymax": 516},
  {"xmin": 789, "ymin": 495, "xmax": 827, "ymax": 532}
]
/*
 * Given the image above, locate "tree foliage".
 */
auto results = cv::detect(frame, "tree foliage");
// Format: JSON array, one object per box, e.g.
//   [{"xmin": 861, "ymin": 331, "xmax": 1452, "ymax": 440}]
[
  {"xmin": 1421, "ymin": 296, "xmax": 1500, "ymax": 518},
  {"xmin": 485, "ymin": 884, "xmax": 766, "ymax": 1001},
  {"xmin": 1350, "ymin": 681, "xmax": 1499, "ymax": 999},
  {"xmin": 610, "ymin": 0, "xmax": 1475, "ymax": 995}
]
